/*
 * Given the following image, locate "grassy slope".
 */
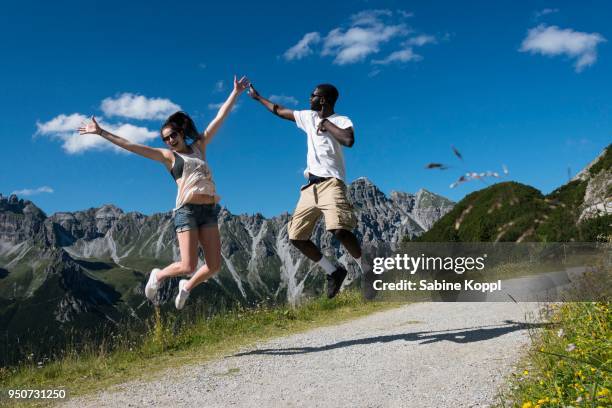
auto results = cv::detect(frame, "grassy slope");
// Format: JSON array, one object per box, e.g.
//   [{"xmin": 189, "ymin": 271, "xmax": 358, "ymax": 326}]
[
  {"xmin": 416, "ymin": 144, "xmax": 611, "ymax": 243},
  {"xmin": 415, "ymin": 182, "xmax": 548, "ymax": 242},
  {"xmin": 497, "ymin": 302, "xmax": 610, "ymax": 408},
  {"xmin": 0, "ymin": 291, "xmax": 403, "ymax": 407}
]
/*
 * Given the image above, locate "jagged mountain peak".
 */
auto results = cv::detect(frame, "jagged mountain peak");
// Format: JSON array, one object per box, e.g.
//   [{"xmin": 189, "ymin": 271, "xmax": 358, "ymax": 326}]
[
  {"xmin": 351, "ymin": 176, "xmax": 376, "ymax": 186},
  {"xmin": 0, "ymin": 194, "xmax": 46, "ymax": 218},
  {"xmin": 348, "ymin": 177, "xmax": 389, "ymax": 209},
  {"xmin": 95, "ymin": 204, "xmax": 124, "ymax": 217},
  {"xmin": 415, "ymin": 188, "xmax": 455, "ymax": 209}
]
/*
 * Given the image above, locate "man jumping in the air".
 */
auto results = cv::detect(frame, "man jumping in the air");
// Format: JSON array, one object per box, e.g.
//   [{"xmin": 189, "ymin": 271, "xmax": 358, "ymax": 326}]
[{"xmin": 249, "ymin": 83, "xmax": 373, "ymax": 299}]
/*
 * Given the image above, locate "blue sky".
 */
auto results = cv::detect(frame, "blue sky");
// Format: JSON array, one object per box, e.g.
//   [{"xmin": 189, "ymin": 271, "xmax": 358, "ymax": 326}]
[{"xmin": 1, "ymin": 0, "xmax": 610, "ymax": 217}]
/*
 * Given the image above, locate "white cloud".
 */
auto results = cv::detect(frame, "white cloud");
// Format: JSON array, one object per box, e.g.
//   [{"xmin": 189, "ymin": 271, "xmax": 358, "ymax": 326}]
[
  {"xmin": 368, "ymin": 69, "xmax": 381, "ymax": 77},
  {"xmin": 535, "ymin": 8, "xmax": 559, "ymax": 18},
  {"xmin": 283, "ymin": 10, "xmax": 437, "ymax": 66},
  {"xmin": 283, "ymin": 32, "xmax": 321, "ymax": 61},
  {"xmin": 405, "ymin": 34, "xmax": 436, "ymax": 46},
  {"xmin": 101, "ymin": 93, "xmax": 181, "ymax": 120},
  {"xmin": 371, "ymin": 34, "xmax": 435, "ymax": 65},
  {"xmin": 269, "ymin": 94, "xmax": 299, "ymax": 106},
  {"xmin": 372, "ymin": 48, "xmax": 422, "ymax": 65},
  {"xmin": 11, "ymin": 186, "xmax": 54, "ymax": 197},
  {"xmin": 207, "ymin": 102, "xmax": 240, "ymax": 112},
  {"xmin": 207, "ymin": 102, "xmax": 223, "ymax": 110},
  {"xmin": 397, "ymin": 9, "xmax": 414, "ymax": 18},
  {"xmin": 36, "ymin": 113, "xmax": 88, "ymax": 134},
  {"xmin": 214, "ymin": 80, "xmax": 225, "ymax": 92},
  {"xmin": 322, "ymin": 15, "xmax": 408, "ymax": 65},
  {"xmin": 520, "ymin": 24, "xmax": 606, "ymax": 72},
  {"xmin": 350, "ymin": 9, "xmax": 392, "ymax": 26},
  {"xmin": 36, "ymin": 114, "xmax": 157, "ymax": 154}
]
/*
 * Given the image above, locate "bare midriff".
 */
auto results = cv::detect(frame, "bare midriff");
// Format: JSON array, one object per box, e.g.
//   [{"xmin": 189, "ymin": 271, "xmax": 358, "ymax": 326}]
[{"xmin": 188, "ymin": 193, "xmax": 217, "ymax": 205}]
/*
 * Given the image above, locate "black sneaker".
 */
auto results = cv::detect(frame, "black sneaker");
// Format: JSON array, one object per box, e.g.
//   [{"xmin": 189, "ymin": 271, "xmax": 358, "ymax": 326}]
[{"xmin": 326, "ymin": 267, "xmax": 347, "ymax": 299}]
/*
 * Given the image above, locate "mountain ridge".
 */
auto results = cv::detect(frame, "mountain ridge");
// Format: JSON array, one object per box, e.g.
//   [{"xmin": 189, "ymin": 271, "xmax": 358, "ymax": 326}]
[
  {"xmin": 417, "ymin": 144, "xmax": 611, "ymax": 242},
  {"xmin": 0, "ymin": 177, "xmax": 454, "ymax": 363}
]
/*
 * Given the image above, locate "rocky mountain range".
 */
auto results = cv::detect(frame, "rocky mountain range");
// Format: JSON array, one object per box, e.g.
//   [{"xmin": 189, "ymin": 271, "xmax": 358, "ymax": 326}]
[{"xmin": 0, "ymin": 178, "xmax": 453, "ymax": 361}]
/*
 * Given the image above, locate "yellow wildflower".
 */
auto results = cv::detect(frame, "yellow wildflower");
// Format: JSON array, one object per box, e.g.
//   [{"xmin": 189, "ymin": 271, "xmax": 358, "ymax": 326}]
[
  {"xmin": 522, "ymin": 402, "xmax": 533, "ymax": 408},
  {"xmin": 537, "ymin": 397, "xmax": 550, "ymax": 403}
]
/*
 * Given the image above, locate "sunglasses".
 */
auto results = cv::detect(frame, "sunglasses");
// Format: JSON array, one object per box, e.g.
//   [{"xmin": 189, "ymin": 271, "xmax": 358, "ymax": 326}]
[
  {"xmin": 310, "ymin": 93, "xmax": 324, "ymax": 99},
  {"xmin": 162, "ymin": 130, "xmax": 181, "ymax": 143}
]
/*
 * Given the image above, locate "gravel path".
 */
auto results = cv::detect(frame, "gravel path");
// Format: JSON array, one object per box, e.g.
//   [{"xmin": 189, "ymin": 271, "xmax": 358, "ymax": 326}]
[{"xmin": 64, "ymin": 302, "xmax": 544, "ymax": 408}]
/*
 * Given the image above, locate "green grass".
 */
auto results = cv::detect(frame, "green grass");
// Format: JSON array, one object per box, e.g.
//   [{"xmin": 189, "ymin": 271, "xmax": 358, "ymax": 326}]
[
  {"xmin": 414, "ymin": 182, "xmax": 549, "ymax": 242},
  {"xmin": 0, "ymin": 290, "xmax": 402, "ymax": 407},
  {"xmin": 497, "ymin": 302, "xmax": 611, "ymax": 408}
]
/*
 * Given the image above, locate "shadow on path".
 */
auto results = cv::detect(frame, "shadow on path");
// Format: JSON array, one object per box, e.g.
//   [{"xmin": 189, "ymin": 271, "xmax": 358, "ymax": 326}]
[{"xmin": 232, "ymin": 320, "xmax": 553, "ymax": 357}]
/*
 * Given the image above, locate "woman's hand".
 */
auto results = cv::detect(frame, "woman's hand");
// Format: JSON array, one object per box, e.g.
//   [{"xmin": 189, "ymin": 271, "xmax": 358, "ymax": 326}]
[
  {"xmin": 233, "ymin": 75, "xmax": 250, "ymax": 94},
  {"xmin": 77, "ymin": 116, "xmax": 170, "ymax": 163},
  {"xmin": 78, "ymin": 116, "xmax": 102, "ymax": 135}
]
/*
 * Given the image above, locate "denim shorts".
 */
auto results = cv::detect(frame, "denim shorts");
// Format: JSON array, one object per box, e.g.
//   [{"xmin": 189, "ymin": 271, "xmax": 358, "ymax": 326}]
[{"xmin": 174, "ymin": 203, "xmax": 220, "ymax": 233}]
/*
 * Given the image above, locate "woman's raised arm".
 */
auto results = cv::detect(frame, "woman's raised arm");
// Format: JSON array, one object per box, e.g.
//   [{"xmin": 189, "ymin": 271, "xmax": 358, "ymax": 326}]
[
  {"xmin": 78, "ymin": 116, "xmax": 172, "ymax": 164},
  {"xmin": 200, "ymin": 75, "xmax": 249, "ymax": 146}
]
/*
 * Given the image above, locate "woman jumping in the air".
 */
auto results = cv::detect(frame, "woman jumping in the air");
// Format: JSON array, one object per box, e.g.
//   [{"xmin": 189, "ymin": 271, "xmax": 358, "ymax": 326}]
[{"xmin": 78, "ymin": 75, "xmax": 250, "ymax": 309}]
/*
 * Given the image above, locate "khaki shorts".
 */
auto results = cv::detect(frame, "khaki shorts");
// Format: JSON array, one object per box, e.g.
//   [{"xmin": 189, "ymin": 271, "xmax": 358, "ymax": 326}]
[{"xmin": 288, "ymin": 178, "xmax": 357, "ymax": 240}]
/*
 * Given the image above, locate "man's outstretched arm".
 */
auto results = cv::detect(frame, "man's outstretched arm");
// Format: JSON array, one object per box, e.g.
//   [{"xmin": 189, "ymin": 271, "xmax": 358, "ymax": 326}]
[
  {"xmin": 248, "ymin": 85, "xmax": 295, "ymax": 122},
  {"xmin": 318, "ymin": 119, "xmax": 355, "ymax": 148}
]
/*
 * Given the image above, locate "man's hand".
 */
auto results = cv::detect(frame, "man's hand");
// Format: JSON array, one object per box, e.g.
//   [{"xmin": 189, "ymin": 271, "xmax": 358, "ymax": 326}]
[
  {"xmin": 317, "ymin": 119, "xmax": 355, "ymax": 147},
  {"xmin": 248, "ymin": 84, "xmax": 260, "ymax": 100},
  {"xmin": 248, "ymin": 84, "xmax": 295, "ymax": 121},
  {"xmin": 317, "ymin": 118, "xmax": 328, "ymax": 135}
]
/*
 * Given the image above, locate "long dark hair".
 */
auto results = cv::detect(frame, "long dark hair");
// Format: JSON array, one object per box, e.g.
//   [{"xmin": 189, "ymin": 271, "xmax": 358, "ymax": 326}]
[{"xmin": 161, "ymin": 111, "xmax": 201, "ymax": 142}]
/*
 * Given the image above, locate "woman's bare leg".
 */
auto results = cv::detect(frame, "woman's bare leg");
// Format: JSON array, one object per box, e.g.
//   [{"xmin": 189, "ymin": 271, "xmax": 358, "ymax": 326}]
[
  {"xmin": 184, "ymin": 225, "xmax": 221, "ymax": 291},
  {"xmin": 157, "ymin": 228, "xmax": 199, "ymax": 281}
]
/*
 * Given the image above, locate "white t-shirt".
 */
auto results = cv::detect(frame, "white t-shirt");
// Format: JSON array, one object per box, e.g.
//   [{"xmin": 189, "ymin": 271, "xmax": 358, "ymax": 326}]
[{"xmin": 293, "ymin": 110, "xmax": 354, "ymax": 182}]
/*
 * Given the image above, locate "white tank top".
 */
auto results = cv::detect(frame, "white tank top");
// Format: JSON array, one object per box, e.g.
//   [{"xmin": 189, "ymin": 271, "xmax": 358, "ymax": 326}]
[{"xmin": 171, "ymin": 143, "xmax": 219, "ymax": 209}]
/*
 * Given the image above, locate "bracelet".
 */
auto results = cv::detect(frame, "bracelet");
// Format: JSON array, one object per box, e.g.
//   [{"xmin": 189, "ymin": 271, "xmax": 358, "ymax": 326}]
[{"xmin": 273, "ymin": 104, "xmax": 279, "ymax": 116}]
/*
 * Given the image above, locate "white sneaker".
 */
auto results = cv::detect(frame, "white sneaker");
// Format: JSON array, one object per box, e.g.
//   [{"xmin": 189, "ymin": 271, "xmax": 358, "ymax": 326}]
[
  {"xmin": 175, "ymin": 279, "xmax": 190, "ymax": 310},
  {"xmin": 145, "ymin": 268, "xmax": 161, "ymax": 300}
]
